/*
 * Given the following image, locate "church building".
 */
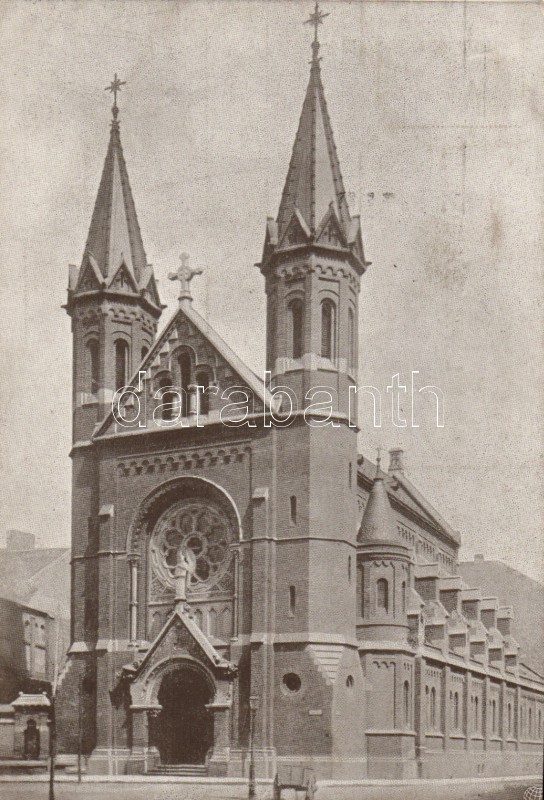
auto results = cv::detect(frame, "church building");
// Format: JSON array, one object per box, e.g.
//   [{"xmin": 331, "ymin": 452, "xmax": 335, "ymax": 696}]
[{"xmin": 56, "ymin": 6, "xmax": 544, "ymax": 781}]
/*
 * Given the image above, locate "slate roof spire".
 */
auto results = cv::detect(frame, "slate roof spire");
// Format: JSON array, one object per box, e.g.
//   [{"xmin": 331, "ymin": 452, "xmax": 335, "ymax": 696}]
[
  {"xmin": 82, "ymin": 75, "xmax": 148, "ymax": 284},
  {"xmin": 357, "ymin": 456, "xmax": 400, "ymax": 544},
  {"xmin": 276, "ymin": 2, "xmax": 352, "ymax": 241}
]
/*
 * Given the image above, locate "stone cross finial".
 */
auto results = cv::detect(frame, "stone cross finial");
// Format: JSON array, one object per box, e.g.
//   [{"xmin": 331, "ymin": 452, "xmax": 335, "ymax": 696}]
[{"xmin": 168, "ymin": 253, "xmax": 203, "ymax": 304}]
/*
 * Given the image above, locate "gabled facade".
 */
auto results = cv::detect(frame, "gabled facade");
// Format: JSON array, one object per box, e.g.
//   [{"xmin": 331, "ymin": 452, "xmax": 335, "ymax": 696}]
[{"xmin": 56, "ymin": 9, "xmax": 544, "ymax": 783}]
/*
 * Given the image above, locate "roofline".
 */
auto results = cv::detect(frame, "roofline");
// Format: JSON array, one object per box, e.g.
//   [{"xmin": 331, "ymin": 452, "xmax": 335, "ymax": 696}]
[
  {"xmin": 64, "ymin": 287, "xmax": 163, "ymax": 319},
  {"xmin": 260, "ymin": 240, "xmax": 368, "ymax": 276},
  {"xmin": 357, "ymin": 465, "xmax": 461, "ymax": 549},
  {"xmin": 395, "ymin": 471, "xmax": 460, "ymax": 544},
  {"xmin": 25, "ymin": 548, "xmax": 71, "ymax": 582},
  {"xmin": 458, "ymin": 559, "xmax": 544, "ymax": 588},
  {"xmin": 0, "ymin": 596, "xmax": 54, "ymax": 618}
]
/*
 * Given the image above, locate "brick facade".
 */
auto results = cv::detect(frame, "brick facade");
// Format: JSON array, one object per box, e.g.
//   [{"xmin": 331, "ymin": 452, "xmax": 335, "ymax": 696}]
[{"xmin": 56, "ymin": 20, "xmax": 544, "ymax": 781}]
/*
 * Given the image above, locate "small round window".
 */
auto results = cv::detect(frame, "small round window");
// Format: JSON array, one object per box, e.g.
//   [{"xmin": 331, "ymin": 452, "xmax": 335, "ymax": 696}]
[{"xmin": 282, "ymin": 673, "xmax": 302, "ymax": 694}]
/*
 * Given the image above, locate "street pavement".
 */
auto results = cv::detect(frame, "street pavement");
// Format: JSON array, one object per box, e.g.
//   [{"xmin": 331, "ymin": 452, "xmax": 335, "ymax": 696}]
[{"xmin": 0, "ymin": 780, "xmax": 540, "ymax": 800}]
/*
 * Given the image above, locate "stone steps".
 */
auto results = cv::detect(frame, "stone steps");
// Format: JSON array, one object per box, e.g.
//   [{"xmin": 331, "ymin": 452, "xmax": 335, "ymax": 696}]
[{"xmin": 148, "ymin": 764, "xmax": 208, "ymax": 777}]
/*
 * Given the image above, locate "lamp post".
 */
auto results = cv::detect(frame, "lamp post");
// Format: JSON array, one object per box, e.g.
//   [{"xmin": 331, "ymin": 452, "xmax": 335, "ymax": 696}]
[
  {"xmin": 248, "ymin": 694, "xmax": 259, "ymax": 799},
  {"xmin": 77, "ymin": 676, "xmax": 83, "ymax": 783},
  {"xmin": 48, "ymin": 692, "xmax": 56, "ymax": 800}
]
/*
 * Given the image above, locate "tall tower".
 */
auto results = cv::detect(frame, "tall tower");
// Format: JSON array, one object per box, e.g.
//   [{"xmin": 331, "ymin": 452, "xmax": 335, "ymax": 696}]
[
  {"xmin": 65, "ymin": 76, "xmax": 162, "ymax": 443},
  {"xmin": 251, "ymin": 7, "xmax": 369, "ymax": 774},
  {"xmin": 259, "ymin": 4, "xmax": 369, "ymax": 421},
  {"xmin": 58, "ymin": 81, "xmax": 163, "ymax": 758}
]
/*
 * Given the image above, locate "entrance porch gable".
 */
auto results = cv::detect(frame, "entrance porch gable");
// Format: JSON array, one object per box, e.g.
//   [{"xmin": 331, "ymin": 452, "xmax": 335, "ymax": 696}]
[{"xmin": 121, "ymin": 608, "xmax": 237, "ymax": 774}]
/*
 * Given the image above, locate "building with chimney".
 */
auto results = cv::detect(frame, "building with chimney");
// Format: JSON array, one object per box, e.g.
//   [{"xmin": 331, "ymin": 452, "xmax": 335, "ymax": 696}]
[{"xmin": 55, "ymin": 8, "xmax": 544, "ymax": 781}]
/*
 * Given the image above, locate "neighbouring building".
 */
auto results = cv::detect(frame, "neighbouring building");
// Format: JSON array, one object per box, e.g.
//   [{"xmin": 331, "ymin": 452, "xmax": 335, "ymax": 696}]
[
  {"xmin": 55, "ymin": 7, "xmax": 544, "ymax": 781},
  {"xmin": 0, "ymin": 533, "xmax": 70, "ymax": 760},
  {"xmin": 459, "ymin": 556, "xmax": 544, "ymax": 681},
  {"xmin": 0, "ymin": 532, "xmax": 70, "ymax": 703}
]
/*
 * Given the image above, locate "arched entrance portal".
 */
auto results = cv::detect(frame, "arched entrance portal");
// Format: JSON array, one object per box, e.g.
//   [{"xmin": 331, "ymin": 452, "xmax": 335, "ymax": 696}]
[{"xmin": 153, "ymin": 667, "xmax": 214, "ymax": 765}]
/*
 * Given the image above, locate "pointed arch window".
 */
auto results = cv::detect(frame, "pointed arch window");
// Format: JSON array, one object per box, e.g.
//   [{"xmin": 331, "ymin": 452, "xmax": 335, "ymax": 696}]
[
  {"xmin": 208, "ymin": 608, "xmax": 217, "ymax": 637},
  {"xmin": 196, "ymin": 370, "xmax": 210, "ymax": 416},
  {"xmin": 358, "ymin": 563, "xmax": 364, "ymax": 618},
  {"xmin": 425, "ymin": 686, "xmax": 430, "ymax": 727},
  {"xmin": 403, "ymin": 681, "xmax": 411, "ymax": 726},
  {"xmin": 289, "ymin": 586, "xmax": 296, "ymax": 617},
  {"xmin": 141, "ymin": 345, "xmax": 149, "ymax": 362},
  {"xmin": 348, "ymin": 306, "xmax": 355, "ymax": 374},
  {"xmin": 86, "ymin": 338, "xmax": 99, "ymax": 395},
  {"xmin": 430, "ymin": 687, "xmax": 437, "ymax": 729},
  {"xmin": 321, "ymin": 299, "xmax": 336, "ymax": 360},
  {"xmin": 115, "ymin": 339, "xmax": 129, "ymax": 391},
  {"xmin": 377, "ymin": 578, "xmax": 389, "ymax": 613},
  {"xmin": 290, "ymin": 495, "xmax": 297, "ymax": 526},
  {"xmin": 222, "ymin": 607, "xmax": 232, "ymax": 637},
  {"xmin": 156, "ymin": 373, "xmax": 177, "ymax": 421},
  {"xmin": 289, "ymin": 299, "xmax": 304, "ymax": 359},
  {"xmin": 453, "ymin": 691, "xmax": 460, "ymax": 730},
  {"xmin": 177, "ymin": 350, "xmax": 192, "ymax": 417}
]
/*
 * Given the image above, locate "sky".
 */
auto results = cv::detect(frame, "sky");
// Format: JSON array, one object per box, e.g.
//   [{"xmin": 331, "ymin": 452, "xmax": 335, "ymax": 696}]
[{"xmin": 0, "ymin": 0, "xmax": 542, "ymax": 581}]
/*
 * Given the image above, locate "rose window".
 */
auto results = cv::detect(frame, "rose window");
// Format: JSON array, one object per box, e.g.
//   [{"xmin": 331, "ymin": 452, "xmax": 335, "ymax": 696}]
[{"xmin": 150, "ymin": 499, "xmax": 233, "ymax": 592}]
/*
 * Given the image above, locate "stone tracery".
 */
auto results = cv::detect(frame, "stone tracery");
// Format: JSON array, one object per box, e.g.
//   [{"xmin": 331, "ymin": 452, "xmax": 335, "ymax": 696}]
[{"xmin": 150, "ymin": 498, "xmax": 234, "ymax": 595}]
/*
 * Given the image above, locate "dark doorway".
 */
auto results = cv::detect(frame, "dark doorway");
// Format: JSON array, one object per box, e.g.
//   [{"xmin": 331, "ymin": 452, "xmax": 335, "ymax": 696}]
[
  {"xmin": 153, "ymin": 667, "xmax": 214, "ymax": 764},
  {"xmin": 23, "ymin": 718, "xmax": 40, "ymax": 759}
]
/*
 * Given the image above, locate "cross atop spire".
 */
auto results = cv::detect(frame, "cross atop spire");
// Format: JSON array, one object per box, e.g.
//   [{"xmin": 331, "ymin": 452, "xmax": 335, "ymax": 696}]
[
  {"xmin": 260, "ymin": 0, "xmax": 368, "ymax": 274},
  {"xmin": 80, "ymin": 77, "xmax": 150, "ymax": 285},
  {"xmin": 305, "ymin": 2, "xmax": 329, "ymax": 60},
  {"xmin": 274, "ymin": 1, "xmax": 350, "ymax": 239},
  {"xmin": 168, "ymin": 253, "xmax": 203, "ymax": 305},
  {"xmin": 105, "ymin": 73, "xmax": 126, "ymax": 122}
]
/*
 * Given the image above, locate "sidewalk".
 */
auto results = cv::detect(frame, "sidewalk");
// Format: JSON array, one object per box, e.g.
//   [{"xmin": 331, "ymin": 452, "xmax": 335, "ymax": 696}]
[{"xmin": 0, "ymin": 773, "xmax": 540, "ymax": 800}]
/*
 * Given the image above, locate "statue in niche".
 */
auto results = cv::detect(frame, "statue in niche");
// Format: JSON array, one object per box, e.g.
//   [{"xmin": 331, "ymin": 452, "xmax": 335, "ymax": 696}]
[{"xmin": 173, "ymin": 544, "xmax": 196, "ymax": 606}]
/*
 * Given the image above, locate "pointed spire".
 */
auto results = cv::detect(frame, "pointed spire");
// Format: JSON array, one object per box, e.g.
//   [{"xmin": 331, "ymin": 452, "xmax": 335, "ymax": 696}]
[
  {"xmin": 357, "ymin": 463, "xmax": 400, "ymax": 544},
  {"xmin": 82, "ymin": 76, "xmax": 148, "ymax": 284},
  {"xmin": 276, "ymin": 3, "xmax": 351, "ymax": 241}
]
